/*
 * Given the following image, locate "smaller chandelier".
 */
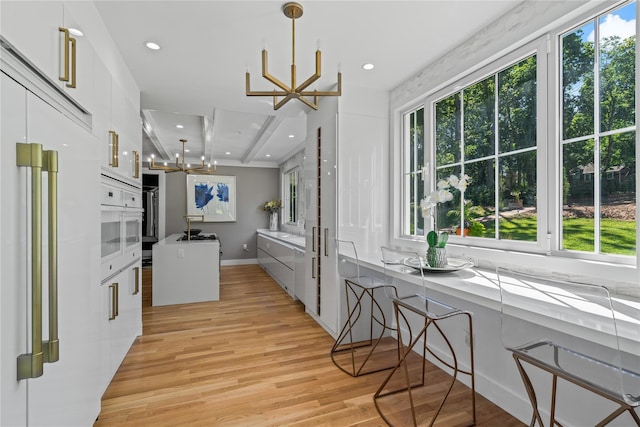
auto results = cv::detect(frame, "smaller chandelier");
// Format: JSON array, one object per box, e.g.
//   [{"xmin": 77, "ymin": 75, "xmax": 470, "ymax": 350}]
[
  {"xmin": 148, "ymin": 139, "xmax": 217, "ymax": 174},
  {"xmin": 245, "ymin": 2, "xmax": 342, "ymax": 110}
]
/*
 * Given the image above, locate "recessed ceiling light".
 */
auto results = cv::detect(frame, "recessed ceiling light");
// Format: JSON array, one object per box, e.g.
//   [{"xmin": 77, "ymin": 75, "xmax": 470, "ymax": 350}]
[
  {"xmin": 266, "ymin": 154, "xmax": 271, "ymax": 157},
  {"xmin": 146, "ymin": 42, "xmax": 161, "ymax": 50},
  {"xmin": 362, "ymin": 63, "xmax": 375, "ymax": 71},
  {"xmin": 68, "ymin": 28, "xmax": 84, "ymax": 37},
  {"xmin": 185, "ymin": 149, "xmax": 190, "ymax": 153},
  {"xmin": 288, "ymin": 134, "xmax": 295, "ymax": 138},
  {"xmin": 225, "ymin": 152, "xmax": 231, "ymax": 155},
  {"xmin": 176, "ymin": 124, "xmax": 183, "ymax": 129}
]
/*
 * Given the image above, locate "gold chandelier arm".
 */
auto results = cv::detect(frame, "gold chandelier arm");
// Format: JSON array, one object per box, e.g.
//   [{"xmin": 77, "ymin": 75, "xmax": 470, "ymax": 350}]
[
  {"xmin": 261, "ymin": 50, "xmax": 292, "ymax": 93},
  {"xmin": 299, "ymin": 72, "xmax": 342, "ymax": 97},
  {"xmin": 295, "ymin": 50, "xmax": 321, "ymax": 92},
  {"xmin": 297, "ymin": 95, "xmax": 319, "ymax": 110},
  {"xmin": 273, "ymin": 93, "xmax": 298, "ymax": 110}
]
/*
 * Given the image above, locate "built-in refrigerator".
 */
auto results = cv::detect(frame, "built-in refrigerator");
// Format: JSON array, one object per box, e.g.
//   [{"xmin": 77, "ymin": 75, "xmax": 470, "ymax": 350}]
[{"xmin": 0, "ymin": 55, "xmax": 103, "ymax": 425}]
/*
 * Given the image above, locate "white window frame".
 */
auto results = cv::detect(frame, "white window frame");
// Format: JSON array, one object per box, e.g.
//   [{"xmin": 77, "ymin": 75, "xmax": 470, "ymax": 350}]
[
  {"xmin": 282, "ymin": 166, "xmax": 299, "ymax": 225},
  {"xmin": 550, "ymin": 0, "xmax": 636, "ymax": 265},
  {"xmin": 394, "ymin": 1, "xmax": 636, "ymax": 269},
  {"xmin": 422, "ymin": 37, "xmax": 549, "ymax": 255}
]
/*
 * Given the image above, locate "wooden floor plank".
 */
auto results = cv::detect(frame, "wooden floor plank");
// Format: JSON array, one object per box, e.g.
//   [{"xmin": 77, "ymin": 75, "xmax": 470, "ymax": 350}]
[{"xmin": 95, "ymin": 265, "xmax": 524, "ymax": 426}]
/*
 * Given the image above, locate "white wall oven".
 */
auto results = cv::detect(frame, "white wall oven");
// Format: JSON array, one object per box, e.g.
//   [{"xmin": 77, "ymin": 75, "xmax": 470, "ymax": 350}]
[{"xmin": 101, "ymin": 177, "xmax": 142, "ymax": 279}]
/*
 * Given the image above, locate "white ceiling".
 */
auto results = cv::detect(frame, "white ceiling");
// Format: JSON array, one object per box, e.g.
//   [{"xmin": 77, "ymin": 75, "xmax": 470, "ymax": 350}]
[{"xmin": 94, "ymin": 0, "xmax": 524, "ymax": 168}]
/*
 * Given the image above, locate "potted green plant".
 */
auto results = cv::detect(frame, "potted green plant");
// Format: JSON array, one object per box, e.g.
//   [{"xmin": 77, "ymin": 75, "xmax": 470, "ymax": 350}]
[{"xmin": 448, "ymin": 200, "xmax": 486, "ymax": 237}]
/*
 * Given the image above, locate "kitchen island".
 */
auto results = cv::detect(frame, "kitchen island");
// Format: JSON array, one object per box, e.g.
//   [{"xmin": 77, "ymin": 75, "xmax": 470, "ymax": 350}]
[{"xmin": 152, "ymin": 233, "xmax": 220, "ymax": 306}]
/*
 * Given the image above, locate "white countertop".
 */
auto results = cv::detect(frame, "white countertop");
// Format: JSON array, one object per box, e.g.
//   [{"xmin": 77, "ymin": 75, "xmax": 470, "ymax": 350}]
[
  {"xmin": 156, "ymin": 233, "xmax": 220, "ymax": 246},
  {"xmin": 256, "ymin": 229, "xmax": 305, "ymax": 249}
]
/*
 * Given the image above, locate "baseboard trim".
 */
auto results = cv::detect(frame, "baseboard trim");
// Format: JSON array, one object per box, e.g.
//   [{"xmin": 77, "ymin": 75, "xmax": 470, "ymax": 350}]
[{"xmin": 221, "ymin": 258, "xmax": 258, "ymax": 266}]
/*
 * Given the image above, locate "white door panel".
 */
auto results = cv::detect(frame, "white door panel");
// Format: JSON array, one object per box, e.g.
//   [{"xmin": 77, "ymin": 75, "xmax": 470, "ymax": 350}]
[
  {"xmin": 25, "ymin": 89, "xmax": 102, "ymax": 426},
  {"xmin": 0, "ymin": 70, "xmax": 29, "ymax": 427},
  {"xmin": 0, "ymin": 70, "xmax": 102, "ymax": 427}
]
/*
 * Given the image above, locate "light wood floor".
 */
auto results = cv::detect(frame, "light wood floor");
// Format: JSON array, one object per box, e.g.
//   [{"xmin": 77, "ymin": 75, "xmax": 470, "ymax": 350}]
[{"xmin": 95, "ymin": 265, "xmax": 524, "ymax": 427}]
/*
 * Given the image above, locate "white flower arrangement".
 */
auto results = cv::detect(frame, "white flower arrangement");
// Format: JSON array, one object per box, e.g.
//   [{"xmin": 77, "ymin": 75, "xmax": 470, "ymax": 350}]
[{"xmin": 420, "ymin": 174, "xmax": 470, "ymax": 248}]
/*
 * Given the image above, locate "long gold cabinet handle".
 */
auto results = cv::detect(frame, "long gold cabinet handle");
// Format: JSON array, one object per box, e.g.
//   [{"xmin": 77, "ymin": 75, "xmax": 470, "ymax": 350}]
[
  {"xmin": 59, "ymin": 28, "xmax": 70, "ymax": 83},
  {"xmin": 133, "ymin": 151, "xmax": 140, "ymax": 179},
  {"xmin": 108, "ymin": 283, "xmax": 118, "ymax": 321},
  {"xmin": 109, "ymin": 131, "xmax": 119, "ymax": 167},
  {"xmin": 324, "ymin": 228, "xmax": 329, "ymax": 257},
  {"xmin": 58, "ymin": 27, "xmax": 76, "ymax": 88},
  {"xmin": 311, "ymin": 227, "xmax": 316, "ymax": 253},
  {"xmin": 42, "ymin": 149, "xmax": 59, "ymax": 364},
  {"xmin": 16, "ymin": 143, "xmax": 60, "ymax": 379},
  {"xmin": 133, "ymin": 266, "xmax": 140, "ymax": 295},
  {"xmin": 311, "ymin": 257, "xmax": 316, "ymax": 279},
  {"xmin": 67, "ymin": 37, "xmax": 76, "ymax": 88}
]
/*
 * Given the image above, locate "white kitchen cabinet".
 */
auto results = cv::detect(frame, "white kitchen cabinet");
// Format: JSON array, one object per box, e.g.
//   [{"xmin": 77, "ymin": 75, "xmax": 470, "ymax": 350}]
[
  {"xmin": 101, "ymin": 261, "xmax": 142, "ymax": 384},
  {"xmin": 257, "ymin": 235, "xmax": 295, "ymax": 297},
  {"xmin": 0, "ymin": 1, "xmax": 62, "ymax": 85},
  {"xmin": 94, "ymin": 61, "xmax": 141, "ymax": 185},
  {"xmin": 152, "ymin": 234, "xmax": 220, "ymax": 306},
  {"xmin": 0, "ymin": 70, "xmax": 103, "ymax": 426},
  {"xmin": 304, "ymin": 98, "xmax": 339, "ymax": 335},
  {"xmin": 0, "ymin": 1, "xmax": 95, "ymax": 112}
]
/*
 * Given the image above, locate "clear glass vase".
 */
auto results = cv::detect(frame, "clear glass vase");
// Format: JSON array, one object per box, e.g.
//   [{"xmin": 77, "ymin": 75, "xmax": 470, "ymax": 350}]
[
  {"xmin": 426, "ymin": 246, "xmax": 447, "ymax": 268},
  {"xmin": 269, "ymin": 212, "xmax": 279, "ymax": 231}
]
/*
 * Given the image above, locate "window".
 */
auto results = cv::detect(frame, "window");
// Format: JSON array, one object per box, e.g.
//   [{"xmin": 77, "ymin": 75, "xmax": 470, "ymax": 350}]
[
  {"xmin": 402, "ymin": 107, "xmax": 425, "ymax": 237},
  {"xmin": 283, "ymin": 167, "xmax": 299, "ymax": 224},
  {"xmin": 432, "ymin": 55, "xmax": 538, "ymax": 242},
  {"xmin": 560, "ymin": 1, "xmax": 636, "ymax": 256},
  {"xmin": 398, "ymin": 0, "xmax": 636, "ymax": 264}
]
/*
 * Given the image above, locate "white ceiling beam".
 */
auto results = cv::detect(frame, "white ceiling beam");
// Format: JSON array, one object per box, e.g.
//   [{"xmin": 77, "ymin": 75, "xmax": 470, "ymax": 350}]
[
  {"xmin": 142, "ymin": 110, "xmax": 173, "ymax": 160},
  {"xmin": 240, "ymin": 115, "xmax": 285, "ymax": 164}
]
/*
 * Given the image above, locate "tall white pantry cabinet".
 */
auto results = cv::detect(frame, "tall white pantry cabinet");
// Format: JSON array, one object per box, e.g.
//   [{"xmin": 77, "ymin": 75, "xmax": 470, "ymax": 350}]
[{"xmin": 0, "ymin": 2, "xmax": 142, "ymax": 425}]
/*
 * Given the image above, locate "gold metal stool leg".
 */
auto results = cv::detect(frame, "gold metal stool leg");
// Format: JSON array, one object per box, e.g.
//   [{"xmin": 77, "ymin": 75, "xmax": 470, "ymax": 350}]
[
  {"xmin": 331, "ymin": 280, "xmax": 399, "ymax": 377},
  {"xmin": 373, "ymin": 301, "xmax": 476, "ymax": 426}
]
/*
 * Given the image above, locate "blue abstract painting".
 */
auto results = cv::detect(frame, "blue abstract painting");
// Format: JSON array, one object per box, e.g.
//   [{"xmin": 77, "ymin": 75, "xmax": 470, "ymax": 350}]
[
  {"xmin": 216, "ymin": 183, "xmax": 229, "ymax": 202},
  {"xmin": 187, "ymin": 175, "xmax": 236, "ymax": 222},
  {"xmin": 195, "ymin": 183, "xmax": 215, "ymax": 209}
]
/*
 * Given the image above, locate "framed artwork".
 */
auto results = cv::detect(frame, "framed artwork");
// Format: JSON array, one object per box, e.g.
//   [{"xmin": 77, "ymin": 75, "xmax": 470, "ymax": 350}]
[{"xmin": 186, "ymin": 175, "xmax": 236, "ymax": 222}]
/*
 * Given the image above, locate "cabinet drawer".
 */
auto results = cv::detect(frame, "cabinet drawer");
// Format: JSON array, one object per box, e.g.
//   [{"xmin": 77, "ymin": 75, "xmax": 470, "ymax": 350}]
[
  {"xmin": 257, "ymin": 235, "xmax": 295, "ymax": 269},
  {"xmin": 259, "ymin": 249, "xmax": 294, "ymax": 295},
  {"xmin": 123, "ymin": 190, "xmax": 141, "ymax": 208},
  {"xmin": 101, "ymin": 184, "xmax": 123, "ymax": 206}
]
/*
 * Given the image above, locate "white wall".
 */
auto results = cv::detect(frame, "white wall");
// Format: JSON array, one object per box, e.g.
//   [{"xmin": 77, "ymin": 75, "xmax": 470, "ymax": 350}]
[{"xmin": 337, "ymin": 84, "xmax": 390, "ymax": 263}]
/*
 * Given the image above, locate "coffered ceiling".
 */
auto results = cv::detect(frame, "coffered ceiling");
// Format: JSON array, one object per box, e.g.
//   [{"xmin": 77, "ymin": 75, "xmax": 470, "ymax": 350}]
[{"xmin": 94, "ymin": 0, "xmax": 524, "ymax": 168}]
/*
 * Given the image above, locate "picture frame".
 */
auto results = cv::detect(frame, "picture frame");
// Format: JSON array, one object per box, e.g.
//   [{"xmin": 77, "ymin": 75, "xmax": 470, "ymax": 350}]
[{"xmin": 186, "ymin": 175, "xmax": 236, "ymax": 222}]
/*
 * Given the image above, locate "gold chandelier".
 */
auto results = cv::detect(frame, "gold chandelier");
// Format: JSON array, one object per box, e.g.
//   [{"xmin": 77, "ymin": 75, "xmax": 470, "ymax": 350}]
[
  {"xmin": 245, "ymin": 2, "xmax": 342, "ymax": 110},
  {"xmin": 148, "ymin": 139, "xmax": 217, "ymax": 174}
]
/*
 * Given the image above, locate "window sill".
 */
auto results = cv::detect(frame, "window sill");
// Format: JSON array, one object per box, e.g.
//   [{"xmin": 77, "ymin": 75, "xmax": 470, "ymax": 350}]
[{"xmin": 353, "ymin": 254, "xmax": 640, "ymax": 354}]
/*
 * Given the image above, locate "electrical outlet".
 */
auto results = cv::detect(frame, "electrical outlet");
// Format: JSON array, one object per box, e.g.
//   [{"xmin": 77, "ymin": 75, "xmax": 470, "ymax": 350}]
[
  {"xmin": 243, "ymin": 243, "xmax": 248, "ymax": 251},
  {"xmin": 177, "ymin": 248, "xmax": 185, "ymax": 258}
]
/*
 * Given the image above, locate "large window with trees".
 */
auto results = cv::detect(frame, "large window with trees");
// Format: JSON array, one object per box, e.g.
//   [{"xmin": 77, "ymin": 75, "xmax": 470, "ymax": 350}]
[
  {"xmin": 400, "ymin": 0, "xmax": 636, "ymax": 262},
  {"xmin": 432, "ymin": 55, "xmax": 538, "ymax": 242},
  {"xmin": 560, "ymin": 1, "xmax": 636, "ymax": 256}
]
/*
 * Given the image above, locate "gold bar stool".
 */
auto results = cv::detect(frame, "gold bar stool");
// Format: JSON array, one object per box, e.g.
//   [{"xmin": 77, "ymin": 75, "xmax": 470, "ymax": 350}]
[
  {"xmin": 331, "ymin": 240, "xmax": 402, "ymax": 377},
  {"xmin": 497, "ymin": 268, "xmax": 640, "ymax": 427},
  {"xmin": 374, "ymin": 246, "xmax": 476, "ymax": 427}
]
